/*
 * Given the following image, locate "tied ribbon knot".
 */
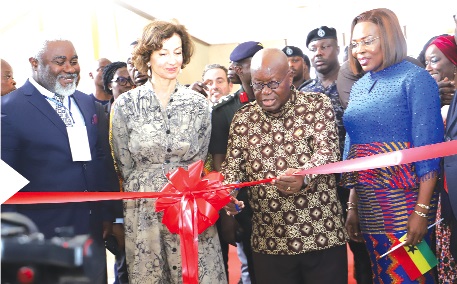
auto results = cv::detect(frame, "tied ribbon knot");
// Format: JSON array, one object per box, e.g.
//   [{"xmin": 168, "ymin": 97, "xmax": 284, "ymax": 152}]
[{"xmin": 155, "ymin": 160, "xmax": 231, "ymax": 284}]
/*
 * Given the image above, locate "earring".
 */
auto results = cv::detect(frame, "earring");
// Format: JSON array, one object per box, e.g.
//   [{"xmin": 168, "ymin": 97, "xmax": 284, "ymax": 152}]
[{"xmin": 147, "ymin": 62, "xmax": 152, "ymax": 77}]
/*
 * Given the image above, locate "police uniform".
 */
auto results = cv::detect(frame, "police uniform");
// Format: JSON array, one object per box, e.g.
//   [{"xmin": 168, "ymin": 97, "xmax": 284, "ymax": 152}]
[{"xmin": 209, "ymin": 88, "xmax": 249, "ymax": 155}]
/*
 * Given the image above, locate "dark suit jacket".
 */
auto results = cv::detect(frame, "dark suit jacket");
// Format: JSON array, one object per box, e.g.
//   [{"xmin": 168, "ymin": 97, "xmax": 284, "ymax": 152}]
[
  {"xmin": 1, "ymin": 79, "xmax": 120, "ymax": 282},
  {"xmin": 444, "ymin": 90, "xmax": 457, "ymax": 219},
  {"xmin": 443, "ymin": 89, "xmax": 457, "ymax": 257}
]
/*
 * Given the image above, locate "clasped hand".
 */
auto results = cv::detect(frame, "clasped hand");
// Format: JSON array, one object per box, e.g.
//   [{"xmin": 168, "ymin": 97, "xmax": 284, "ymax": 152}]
[
  {"xmin": 273, "ymin": 168, "xmax": 307, "ymax": 195},
  {"xmin": 224, "ymin": 169, "xmax": 307, "ymax": 215}
]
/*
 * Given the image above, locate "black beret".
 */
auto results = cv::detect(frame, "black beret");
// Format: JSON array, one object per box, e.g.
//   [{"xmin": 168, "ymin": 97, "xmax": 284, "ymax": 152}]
[
  {"xmin": 282, "ymin": 46, "xmax": 305, "ymax": 59},
  {"xmin": 230, "ymin": 41, "xmax": 264, "ymax": 62},
  {"xmin": 306, "ymin": 26, "xmax": 338, "ymax": 48}
]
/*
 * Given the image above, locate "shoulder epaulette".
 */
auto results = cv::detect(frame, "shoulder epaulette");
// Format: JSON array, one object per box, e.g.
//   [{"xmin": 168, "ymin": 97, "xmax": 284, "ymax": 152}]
[{"xmin": 212, "ymin": 93, "xmax": 236, "ymax": 110}]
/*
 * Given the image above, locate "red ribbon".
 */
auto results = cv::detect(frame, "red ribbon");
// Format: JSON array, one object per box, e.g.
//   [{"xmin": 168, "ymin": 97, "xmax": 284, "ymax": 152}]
[
  {"xmin": 5, "ymin": 140, "xmax": 457, "ymax": 283},
  {"xmin": 294, "ymin": 140, "xmax": 457, "ymax": 176},
  {"xmin": 154, "ymin": 161, "xmax": 231, "ymax": 284}
]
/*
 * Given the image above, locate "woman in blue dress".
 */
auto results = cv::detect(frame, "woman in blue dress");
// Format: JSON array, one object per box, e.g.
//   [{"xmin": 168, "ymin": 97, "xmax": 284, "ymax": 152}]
[{"xmin": 342, "ymin": 8, "xmax": 444, "ymax": 283}]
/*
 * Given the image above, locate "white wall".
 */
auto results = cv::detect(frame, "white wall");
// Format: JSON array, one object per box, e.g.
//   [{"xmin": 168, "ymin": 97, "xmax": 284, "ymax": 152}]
[{"xmin": 1, "ymin": 0, "xmax": 455, "ymax": 93}]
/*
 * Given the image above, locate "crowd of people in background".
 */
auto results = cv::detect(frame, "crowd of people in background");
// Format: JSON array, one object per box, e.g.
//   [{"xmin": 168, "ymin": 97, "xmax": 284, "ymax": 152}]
[{"xmin": 1, "ymin": 7, "xmax": 457, "ymax": 284}]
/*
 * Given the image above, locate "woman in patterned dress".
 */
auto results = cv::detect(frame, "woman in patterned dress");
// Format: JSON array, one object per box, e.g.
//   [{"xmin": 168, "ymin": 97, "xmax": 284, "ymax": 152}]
[
  {"xmin": 110, "ymin": 20, "xmax": 226, "ymax": 284},
  {"xmin": 424, "ymin": 34, "xmax": 457, "ymax": 283},
  {"xmin": 343, "ymin": 8, "xmax": 444, "ymax": 283}
]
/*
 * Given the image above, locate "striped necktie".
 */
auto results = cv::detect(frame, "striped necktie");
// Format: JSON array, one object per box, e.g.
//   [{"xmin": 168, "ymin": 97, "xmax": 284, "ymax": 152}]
[{"xmin": 53, "ymin": 94, "xmax": 73, "ymax": 127}]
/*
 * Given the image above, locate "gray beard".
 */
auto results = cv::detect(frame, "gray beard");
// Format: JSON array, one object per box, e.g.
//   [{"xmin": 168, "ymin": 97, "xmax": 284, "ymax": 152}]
[
  {"xmin": 37, "ymin": 64, "xmax": 77, "ymax": 97},
  {"xmin": 54, "ymin": 79, "xmax": 76, "ymax": 97}
]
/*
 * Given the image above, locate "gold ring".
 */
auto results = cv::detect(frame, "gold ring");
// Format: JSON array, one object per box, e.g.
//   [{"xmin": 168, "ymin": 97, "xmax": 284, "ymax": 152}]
[
  {"xmin": 354, "ymin": 233, "xmax": 358, "ymax": 237},
  {"xmin": 286, "ymin": 187, "xmax": 291, "ymax": 191}
]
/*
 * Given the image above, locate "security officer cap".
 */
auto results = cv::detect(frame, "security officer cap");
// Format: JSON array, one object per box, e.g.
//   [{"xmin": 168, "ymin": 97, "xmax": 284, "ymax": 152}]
[
  {"xmin": 282, "ymin": 46, "xmax": 305, "ymax": 59},
  {"xmin": 306, "ymin": 26, "xmax": 338, "ymax": 47},
  {"xmin": 230, "ymin": 41, "xmax": 264, "ymax": 62}
]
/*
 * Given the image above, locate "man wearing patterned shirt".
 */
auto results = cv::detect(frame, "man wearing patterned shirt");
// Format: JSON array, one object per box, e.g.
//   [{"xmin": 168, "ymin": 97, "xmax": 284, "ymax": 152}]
[{"xmin": 221, "ymin": 48, "xmax": 348, "ymax": 283}]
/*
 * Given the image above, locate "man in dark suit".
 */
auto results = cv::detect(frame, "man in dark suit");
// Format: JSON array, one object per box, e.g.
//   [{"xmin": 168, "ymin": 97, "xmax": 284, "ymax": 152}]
[{"xmin": 1, "ymin": 38, "xmax": 120, "ymax": 283}]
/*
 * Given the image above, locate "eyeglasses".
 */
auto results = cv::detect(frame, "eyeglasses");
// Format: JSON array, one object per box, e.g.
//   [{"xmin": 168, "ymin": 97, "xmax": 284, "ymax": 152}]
[
  {"xmin": 111, "ymin": 76, "xmax": 133, "ymax": 86},
  {"xmin": 251, "ymin": 73, "xmax": 288, "ymax": 92},
  {"xmin": 350, "ymin": 37, "xmax": 379, "ymax": 50}
]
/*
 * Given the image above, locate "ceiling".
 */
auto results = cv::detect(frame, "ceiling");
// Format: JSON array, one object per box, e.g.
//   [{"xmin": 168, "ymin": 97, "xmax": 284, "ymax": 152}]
[{"xmin": 120, "ymin": 0, "xmax": 456, "ymax": 54}]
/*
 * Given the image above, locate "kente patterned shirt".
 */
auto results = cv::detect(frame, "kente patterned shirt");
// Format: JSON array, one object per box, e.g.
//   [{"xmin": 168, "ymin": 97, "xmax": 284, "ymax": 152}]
[
  {"xmin": 300, "ymin": 78, "xmax": 346, "ymax": 156},
  {"xmin": 221, "ymin": 90, "xmax": 348, "ymax": 255}
]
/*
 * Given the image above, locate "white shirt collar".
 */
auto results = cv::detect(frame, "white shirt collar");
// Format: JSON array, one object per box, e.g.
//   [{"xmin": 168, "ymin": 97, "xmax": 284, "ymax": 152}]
[{"xmin": 29, "ymin": 77, "xmax": 55, "ymax": 99}]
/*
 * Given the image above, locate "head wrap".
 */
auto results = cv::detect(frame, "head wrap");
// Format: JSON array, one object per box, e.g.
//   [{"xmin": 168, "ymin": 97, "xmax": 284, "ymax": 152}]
[{"xmin": 429, "ymin": 35, "xmax": 457, "ymax": 66}]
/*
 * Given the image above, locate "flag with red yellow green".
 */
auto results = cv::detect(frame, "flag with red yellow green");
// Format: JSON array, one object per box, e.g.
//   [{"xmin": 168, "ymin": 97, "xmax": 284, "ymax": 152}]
[{"xmin": 390, "ymin": 233, "xmax": 438, "ymax": 281}]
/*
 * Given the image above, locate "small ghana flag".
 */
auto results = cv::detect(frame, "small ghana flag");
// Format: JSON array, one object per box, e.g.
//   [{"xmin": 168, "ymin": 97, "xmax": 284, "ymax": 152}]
[{"xmin": 391, "ymin": 233, "xmax": 438, "ymax": 281}]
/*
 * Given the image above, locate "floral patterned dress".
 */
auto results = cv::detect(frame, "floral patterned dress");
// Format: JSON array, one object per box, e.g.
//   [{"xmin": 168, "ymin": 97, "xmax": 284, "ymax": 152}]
[{"xmin": 110, "ymin": 81, "xmax": 227, "ymax": 284}]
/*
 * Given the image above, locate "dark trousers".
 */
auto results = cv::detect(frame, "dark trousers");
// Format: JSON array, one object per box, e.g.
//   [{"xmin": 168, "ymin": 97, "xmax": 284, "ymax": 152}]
[
  {"xmin": 216, "ymin": 214, "xmax": 230, "ymax": 282},
  {"xmin": 113, "ymin": 249, "xmax": 129, "ymax": 284},
  {"xmin": 252, "ymin": 245, "xmax": 348, "ymax": 284},
  {"xmin": 235, "ymin": 188, "xmax": 256, "ymax": 284}
]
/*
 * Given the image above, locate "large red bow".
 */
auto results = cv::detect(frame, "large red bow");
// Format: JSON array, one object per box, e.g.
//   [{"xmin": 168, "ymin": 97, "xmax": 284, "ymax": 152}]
[{"xmin": 155, "ymin": 160, "xmax": 231, "ymax": 284}]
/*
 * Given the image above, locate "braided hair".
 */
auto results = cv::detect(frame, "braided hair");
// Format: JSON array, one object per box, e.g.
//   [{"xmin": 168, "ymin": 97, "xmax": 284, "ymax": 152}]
[{"xmin": 102, "ymin": 61, "xmax": 127, "ymax": 96}]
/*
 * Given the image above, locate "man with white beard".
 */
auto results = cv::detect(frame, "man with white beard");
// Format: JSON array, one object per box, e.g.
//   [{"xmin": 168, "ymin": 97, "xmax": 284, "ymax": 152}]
[{"xmin": 1, "ymin": 37, "xmax": 120, "ymax": 284}]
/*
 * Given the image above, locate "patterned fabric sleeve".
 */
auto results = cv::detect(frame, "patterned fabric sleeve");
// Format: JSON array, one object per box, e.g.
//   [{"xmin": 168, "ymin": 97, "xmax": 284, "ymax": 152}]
[
  {"xmin": 108, "ymin": 102, "xmax": 124, "ymax": 191},
  {"xmin": 407, "ymin": 69, "xmax": 444, "ymax": 179},
  {"xmin": 302, "ymin": 93, "xmax": 341, "ymax": 170},
  {"xmin": 110, "ymin": 95, "xmax": 135, "ymax": 183},
  {"xmin": 193, "ymin": 100, "xmax": 212, "ymax": 163}
]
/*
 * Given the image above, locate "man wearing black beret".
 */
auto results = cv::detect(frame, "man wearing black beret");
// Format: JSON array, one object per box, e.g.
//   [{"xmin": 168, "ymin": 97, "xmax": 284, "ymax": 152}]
[
  {"xmin": 282, "ymin": 46, "xmax": 312, "ymax": 89},
  {"xmin": 301, "ymin": 26, "xmax": 344, "ymax": 153},
  {"xmin": 303, "ymin": 26, "xmax": 374, "ymax": 284}
]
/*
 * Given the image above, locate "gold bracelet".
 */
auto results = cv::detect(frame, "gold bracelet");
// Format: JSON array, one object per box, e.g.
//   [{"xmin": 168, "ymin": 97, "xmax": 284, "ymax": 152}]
[
  {"xmin": 416, "ymin": 203, "xmax": 430, "ymax": 210},
  {"xmin": 346, "ymin": 202, "xmax": 356, "ymax": 207},
  {"xmin": 346, "ymin": 206, "xmax": 356, "ymax": 212},
  {"xmin": 414, "ymin": 210, "xmax": 428, "ymax": 218}
]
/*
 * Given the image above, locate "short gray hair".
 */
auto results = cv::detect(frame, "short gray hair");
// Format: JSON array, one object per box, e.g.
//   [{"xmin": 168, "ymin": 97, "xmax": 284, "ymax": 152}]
[{"xmin": 202, "ymin": 63, "xmax": 228, "ymax": 80}]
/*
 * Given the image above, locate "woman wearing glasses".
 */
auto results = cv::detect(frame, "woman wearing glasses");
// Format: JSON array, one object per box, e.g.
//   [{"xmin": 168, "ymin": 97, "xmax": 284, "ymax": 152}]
[
  {"xmin": 342, "ymin": 8, "xmax": 444, "ymax": 283},
  {"xmin": 102, "ymin": 61, "xmax": 135, "ymax": 101},
  {"xmin": 110, "ymin": 20, "xmax": 226, "ymax": 283},
  {"xmin": 101, "ymin": 61, "xmax": 134, "ymax": 284}
]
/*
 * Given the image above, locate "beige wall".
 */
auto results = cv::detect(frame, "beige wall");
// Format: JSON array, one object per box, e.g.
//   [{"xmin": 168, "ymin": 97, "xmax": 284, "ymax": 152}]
[
  {"xmin": 0, "ymin": 2, "xmax": 290, "ymax": 91},
  {"xmin": 179, "ymin": 40, "xmax": 286, "ymax": 85}
]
